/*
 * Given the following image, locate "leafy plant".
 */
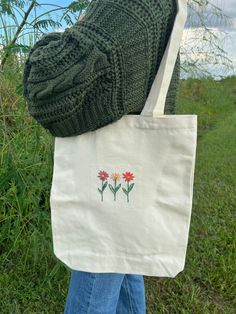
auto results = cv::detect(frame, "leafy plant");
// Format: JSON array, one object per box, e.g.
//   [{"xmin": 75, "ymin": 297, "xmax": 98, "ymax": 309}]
[
  {"xmin": 0, "ymin": 0, "xmax": 90, "ymax": 69},
  {"xmin": 182, "ymin": 0, "xmax": 234, "ymax": 79}
]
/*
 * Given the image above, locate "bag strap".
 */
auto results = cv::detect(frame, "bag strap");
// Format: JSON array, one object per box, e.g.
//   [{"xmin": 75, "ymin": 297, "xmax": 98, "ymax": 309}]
[{"xmin": 140, "ymin": 0, "xmax": 187, "ymax": 117}]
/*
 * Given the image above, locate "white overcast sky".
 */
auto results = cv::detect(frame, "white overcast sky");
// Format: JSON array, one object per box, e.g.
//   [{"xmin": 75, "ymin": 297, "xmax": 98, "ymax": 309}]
[
  {"xmin": 186, "ymin": 0, "xmax": 236, "ymax": 30},
  {"xmin": 212, "ymin": 0, "xmax": 236, "ymax": 28},
  {"xmin": 182, "ymin": 0, "xmax": 236, "ymax": 78},
  {"xmin": 221, "ymin": 0, "xmax": 236, "ymax": 18}
]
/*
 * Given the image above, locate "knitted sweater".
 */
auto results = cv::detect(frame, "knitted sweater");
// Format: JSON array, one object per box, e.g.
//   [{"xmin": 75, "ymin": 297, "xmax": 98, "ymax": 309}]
[{"xmin": 22, "ymin": 0, "xmax": 180, "ymax": 137}]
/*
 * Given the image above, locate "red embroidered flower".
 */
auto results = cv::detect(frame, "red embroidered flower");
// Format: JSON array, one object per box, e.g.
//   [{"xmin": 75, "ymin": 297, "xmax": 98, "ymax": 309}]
[
  {"xmin": 122, "ymin": 171, "xmax": 135, "ymax": 182},
  {"xmin": 97, "ymin": 170, "xmax": 109, "ymax": 181}
]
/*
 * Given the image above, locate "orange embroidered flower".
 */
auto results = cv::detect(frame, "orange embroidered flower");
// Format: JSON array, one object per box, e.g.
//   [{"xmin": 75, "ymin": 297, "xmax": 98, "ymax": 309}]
[
  {"xmin": 122, "ymin": 171, "xmax": 135, "ymax": 182},
  {"xmin": 111, "ymin": 173, "xmax": 121, "ymax": 181},
  {"xmin": 97, "ymin": 170, "xmax": 109, "ymax": 181}
]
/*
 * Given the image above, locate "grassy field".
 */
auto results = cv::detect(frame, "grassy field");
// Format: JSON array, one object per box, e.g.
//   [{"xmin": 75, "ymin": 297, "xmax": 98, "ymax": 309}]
[{"xmin": 0, "ymin": 68, "xmax": 235, "ymax": 313}]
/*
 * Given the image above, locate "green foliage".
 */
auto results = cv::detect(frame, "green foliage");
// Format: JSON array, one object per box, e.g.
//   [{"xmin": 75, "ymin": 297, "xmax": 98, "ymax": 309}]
[
  {"xmin": 0, "ymin": 0, "xmax": 90, "ymax": 69},
  {"xmin": 145, "ymin": 76, "xmax": 236, "ymax": 314},
  {"xmin": 0, "ymin": 0, "xmax": 26, "ymax": 15},
  {"xmin": 33, "ymin": 19, "xmax": 62, "ymax": 31},
  {"xmin": 0, "ymin": 64, "xmax": 236, "ymax": 312},
  {"xmin": 2, "ymin": 42, "xmax": 31, "ymax": 53}
]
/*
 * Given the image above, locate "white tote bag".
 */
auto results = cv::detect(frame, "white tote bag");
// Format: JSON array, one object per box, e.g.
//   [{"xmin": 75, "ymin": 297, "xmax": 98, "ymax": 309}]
[{"xmin": 50, "ymin": 0, "xmax": 197, "ymax": 277}]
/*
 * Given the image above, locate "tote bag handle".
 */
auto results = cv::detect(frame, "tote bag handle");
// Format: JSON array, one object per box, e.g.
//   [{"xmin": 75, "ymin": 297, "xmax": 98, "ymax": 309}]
[{"xmin": 140, "ymin": 0, "xmax": 187, "ymax": 117}]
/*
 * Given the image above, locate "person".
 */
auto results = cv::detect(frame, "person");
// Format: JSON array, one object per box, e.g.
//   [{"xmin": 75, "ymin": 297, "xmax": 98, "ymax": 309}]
[{"xmin": 22, "ymin": 0, "xmax": 180, "ymax": 313}]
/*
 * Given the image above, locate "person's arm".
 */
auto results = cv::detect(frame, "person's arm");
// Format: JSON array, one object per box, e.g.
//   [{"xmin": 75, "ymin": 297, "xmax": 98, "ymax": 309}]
[
  {"xmin": 22, "ymin": 31, "xmax": 62, "ymax": 100},
  {"xmin": 164, "ymin": 51, "xmax": 181, "ymax": 115},
  {"xmin": 22, "ymin": 15, "xmax": 111, "ymax": 137}
]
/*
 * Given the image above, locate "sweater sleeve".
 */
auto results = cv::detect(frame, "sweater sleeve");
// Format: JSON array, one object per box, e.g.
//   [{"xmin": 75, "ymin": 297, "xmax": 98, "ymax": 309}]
[
  {"xmin": 22, "ymin": 32, "xmax": 62, "ymax": 100},
  {"xmin": 164, "ymin": 51, "xmax": 180, "ymax": 115},
  {"xmin": 128, "ymin": 51, "xmax": 180, "ymax": 116}
]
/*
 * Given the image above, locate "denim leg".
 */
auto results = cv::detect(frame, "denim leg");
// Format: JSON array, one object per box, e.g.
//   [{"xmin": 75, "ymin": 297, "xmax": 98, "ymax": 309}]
[
  {"xmin": 116, "ymin": 274, "xmax": 146, "ymax": 314},
  {"xmin": 64, "ymin": 270, "xmax": 125, "ymax": 314}
]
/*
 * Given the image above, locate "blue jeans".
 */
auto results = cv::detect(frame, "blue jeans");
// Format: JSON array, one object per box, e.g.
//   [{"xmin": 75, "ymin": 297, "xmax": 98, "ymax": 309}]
[{"xmin": 64, "ymin": 270, "xmax": 146, "ymax": 314}]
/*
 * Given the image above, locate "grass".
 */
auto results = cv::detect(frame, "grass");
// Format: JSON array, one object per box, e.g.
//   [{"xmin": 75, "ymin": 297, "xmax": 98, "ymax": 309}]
[
  {"xmin": 145, "ymin": 77, "xmax": 236, "ymax": 313},
  {"xmin": 0, "ymin": 68, "xmax": 236, "ymax": 313}
]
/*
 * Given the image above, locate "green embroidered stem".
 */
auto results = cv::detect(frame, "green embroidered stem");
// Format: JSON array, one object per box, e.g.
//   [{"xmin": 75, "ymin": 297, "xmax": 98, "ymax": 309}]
[
  {"xmin": 114, "ymin": 180, "xmax": 117, "ymax": 201},
  {"xmin": 109, "ymin": 178, "xmax": 121, "ymax": 201},
  {"xmin": 101, "ymin": 181, "xmax": 103, "ymax": 201},
  {"xmin": 127, "ymin": 182, "xmax": 129, "ymax": 202}
]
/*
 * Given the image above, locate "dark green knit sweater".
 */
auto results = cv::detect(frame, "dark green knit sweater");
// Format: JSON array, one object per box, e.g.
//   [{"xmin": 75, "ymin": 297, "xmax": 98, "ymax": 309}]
[{"xmin": 22, "ymin": 0, "xmax": 180, "ymax": 137}]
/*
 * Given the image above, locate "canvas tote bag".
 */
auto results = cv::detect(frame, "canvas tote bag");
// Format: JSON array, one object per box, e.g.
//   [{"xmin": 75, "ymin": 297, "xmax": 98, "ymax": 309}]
[{"xmin": 49, "ymin": 0, "xmax": 197, "ymax": 277}]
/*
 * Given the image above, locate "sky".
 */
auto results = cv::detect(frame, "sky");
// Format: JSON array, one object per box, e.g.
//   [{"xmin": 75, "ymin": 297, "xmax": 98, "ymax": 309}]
[
  {"xmin": 220, "ymin": 0, "xmax": 236, "ymax": 24},
  {"xmin": 36, "ymin": 0, "xmax": 236, "ymax": 30},
  {"xmin": 182, "ymin": 0, "xmax": 236, "ymax": 78}
]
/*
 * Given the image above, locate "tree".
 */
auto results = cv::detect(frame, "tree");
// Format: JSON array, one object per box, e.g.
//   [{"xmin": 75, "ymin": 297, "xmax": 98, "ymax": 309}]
[
  {"xmin": 183, "ymin": 0, "xmax": 234, "ymax": 78},
  {"xmin": 0, "ymin": 0, "xmax": 89, "ymax": 70}
]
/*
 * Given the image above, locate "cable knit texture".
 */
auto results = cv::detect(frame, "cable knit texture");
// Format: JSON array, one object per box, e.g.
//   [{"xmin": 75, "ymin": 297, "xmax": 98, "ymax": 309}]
[{"xmin": 22, "ymin": 0, "xmax": 180, "ymax": 137}]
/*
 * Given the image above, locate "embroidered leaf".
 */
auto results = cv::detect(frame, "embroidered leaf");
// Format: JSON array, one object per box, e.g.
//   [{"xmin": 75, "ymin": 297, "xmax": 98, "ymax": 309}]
[
  {"xmin": 98, "ymin": 188, "xmax": 102, "ymax": 194},
  {"xmin": 115, "ymin": 184, "xmax": 121, "ymax": 192},
  {"xmin": 128, "ymin": 183, "xmax": 134, "ymax": 192},
  {"xmin": 109, "ymin": 184, "xmax": 115, "ymax": 193},
  {"xmin": 102, "ymin": 181, "xmax": 108, "ymax": 191},
  {"xmin": 122, "ymin": 187, "xmax": 128, "ymax": 195}
]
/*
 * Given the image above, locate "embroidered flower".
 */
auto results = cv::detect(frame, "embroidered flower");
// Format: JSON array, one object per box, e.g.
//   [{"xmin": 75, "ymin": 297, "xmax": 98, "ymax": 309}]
[
  {"xmin": 109, "ymin": 173, "xmax": 122, "ymax": 201},
  {"xmin": 111, "ymin": 173, "xmax": 122, "ymax": 181},
  {"xmin": 122, "ymin": 171, "xmax": 135, "ymax": 182},
  {"xmin": 97, "ymin": 170, "xmax": 109, "ymax": 181},
  {"xmin": 97, "ymin": 170, "xmax": 109, "ymax": 201},
  {"xmin": 97, "ymin": 170, "xmax": 135, "ymax": 203},
  {"xmin": 122, "ymin": 171, "xmax": 135, "ymax": 203}
]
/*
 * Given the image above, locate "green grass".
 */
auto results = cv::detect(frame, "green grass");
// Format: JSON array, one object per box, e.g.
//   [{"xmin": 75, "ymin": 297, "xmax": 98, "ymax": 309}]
[
  {"xmin": 0, "ymin": 70, "xmax": 236, "ymax": 313},
  {"xmin": 145, "ymin": 77, "xmax": 236, "ymax": 314}
]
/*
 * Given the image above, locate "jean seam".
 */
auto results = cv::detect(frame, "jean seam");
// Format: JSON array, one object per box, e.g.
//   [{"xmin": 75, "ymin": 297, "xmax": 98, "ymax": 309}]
[
  {"xmin": 124, "ymin": 276, "xmax": 134, "ymax": 314},
  {"xmin": 85, "ymin": 273, "xmax": 97, "ymax": 314}
]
